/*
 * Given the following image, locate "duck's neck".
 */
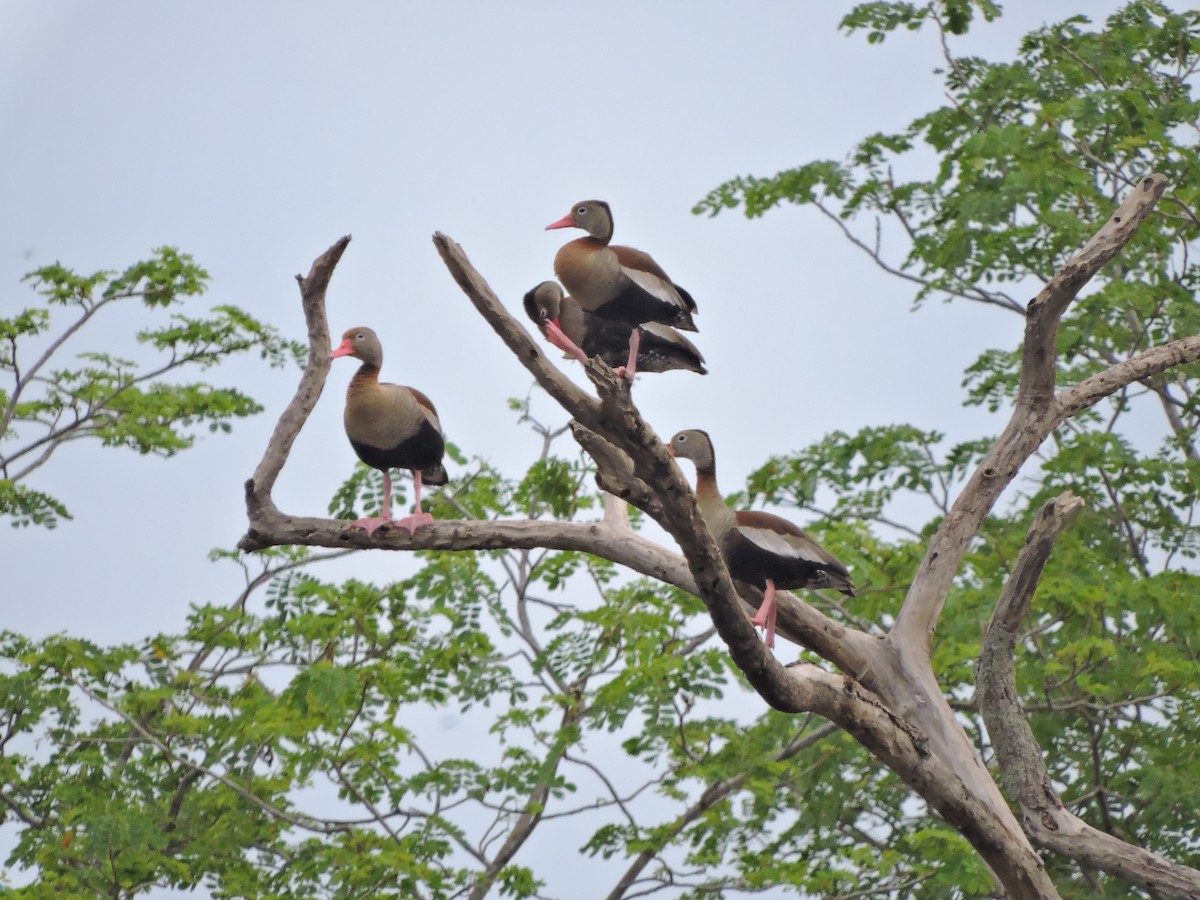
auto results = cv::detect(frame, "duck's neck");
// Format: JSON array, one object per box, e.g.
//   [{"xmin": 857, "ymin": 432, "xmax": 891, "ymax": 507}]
[
  {"xmin": 695, "ymin": 467, "xmax": 720, "ymax": 497},
  {"xmin": 576, "ymin": 234, "xmax": 610, "ymax": 251},
  {"xmin": 348, "ymin": 363, "xmax": 380, "ymax": 396},
  {"xmin": 693, "ymin": 468, "xmax": 732, "ymax": 526}
]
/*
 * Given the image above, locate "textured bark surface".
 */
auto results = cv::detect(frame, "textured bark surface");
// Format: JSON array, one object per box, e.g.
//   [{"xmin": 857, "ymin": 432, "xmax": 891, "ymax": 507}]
[
  {"xmin": 979, "ymin": 494, "xmax": 1200, "ymax": 898},
  {"xmin": 238, "ymin": 175, "xmax": 1200, "ymax": 897}
]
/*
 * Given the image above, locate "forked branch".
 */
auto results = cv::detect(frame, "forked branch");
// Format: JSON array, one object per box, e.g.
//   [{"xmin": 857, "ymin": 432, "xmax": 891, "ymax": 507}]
[
  {"xmin": 894, "ymin": 174, "xmax": 1173, "ymax": 652},
  {"xmin": 978, "ymin": 493, "xmax": 1200, "ymax": 898}
]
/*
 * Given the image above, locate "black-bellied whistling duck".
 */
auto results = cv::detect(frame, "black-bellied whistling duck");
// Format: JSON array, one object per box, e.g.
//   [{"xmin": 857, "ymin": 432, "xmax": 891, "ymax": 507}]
[
  {"xmin": 546, "ymin": 200, "xmax": 697, "ymax": 378},
  {"xmin": 668, "ymin": 429, "xmax": 855, "ymax": 649},
  {"xmin": 329, "ymin": 327, "xmax": 448, "ymax": 535},
  {"xmin": 523, "ymin": 281, "xmax": 707, "ymax": 375}
]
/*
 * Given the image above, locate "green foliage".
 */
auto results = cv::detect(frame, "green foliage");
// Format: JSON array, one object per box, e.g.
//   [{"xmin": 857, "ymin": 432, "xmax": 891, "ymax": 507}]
[
  {"xmin": 1, "ymin": 248, "xmax": 306, "ymax": 527},
  {"xmin": 841, "ymin": 1, "xmax": 1002, "ymax": 44},
  {"xmin": 0, "ymin": 412, "xmax": 967, "ymax": 898},
  {"xmin": 0, "ymin": 480, "xmax": 71, "ymax": 528}
]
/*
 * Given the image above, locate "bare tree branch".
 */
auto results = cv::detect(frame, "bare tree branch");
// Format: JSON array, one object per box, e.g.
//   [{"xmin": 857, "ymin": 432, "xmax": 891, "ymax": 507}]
[
  {"xmin": 894, "ymin": 174, "xmax": 1169, "ymax": 653},
  {"xmin": 432, "ymin": 233, "xmax": 598, "ymax": 423},
  {"xmin": 467, "ymin": 701, "xmax": 585, "ymax": 900},
  {"xmin": 604, "ymin": 720, "xmax": 840, "ymax": 900},
  {"xmin": 243, "ymin": 235, "xmax": 350, "ymax": 519},
  {"xmin": 1055, "ymin": 333, "xmax": 1200, "ymax": 422},
  {"xmin": 1021, "ymin": 175, "xmax": 1169, "ymax": 405},
  {"xmin": 978, "ymin": 493, "xmax": 1200, "ymax": 898}
]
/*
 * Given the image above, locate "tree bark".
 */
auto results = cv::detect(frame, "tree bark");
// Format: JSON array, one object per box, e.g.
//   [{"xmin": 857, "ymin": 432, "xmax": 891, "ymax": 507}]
[{"xmin": 978, "ymin": 493, "xmax": 1200, "ymax": 898}]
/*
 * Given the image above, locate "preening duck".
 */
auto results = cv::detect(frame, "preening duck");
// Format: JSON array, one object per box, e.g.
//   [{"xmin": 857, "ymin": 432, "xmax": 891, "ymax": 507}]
[
  {"xmin": 546, "ymin": 200, "xmax": 698, "ymax": 377},
  {"xmin": 329, "ymin": 326, "xmax": 447, "ymax": 535},
  {"xmin": 523, "ymin": 281, "xmax": 706, "ymax": 375},
  {"xmin": 668, "ymin": 429, "xmax": 855, "ymax": 649}
]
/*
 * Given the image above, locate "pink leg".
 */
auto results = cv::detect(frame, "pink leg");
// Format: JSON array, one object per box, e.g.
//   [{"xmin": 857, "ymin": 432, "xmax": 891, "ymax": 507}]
[
  {"xmin": 544, "ymin": 320, "xmax": 589, "ymax": 365},
  {"xmin": 616, "ymin": 328, "xmax": 640, "ymax": 379},
  {"xmin": 352, "ymin": 469, "xmax": 395, "ymax": 536},
  {"xmin": 750, "ymin": 580, "xmax": 778, "ymax": 649},
  {"xmin": 393, "ymin": 470, "xmax": 434, "ymax": 534}
]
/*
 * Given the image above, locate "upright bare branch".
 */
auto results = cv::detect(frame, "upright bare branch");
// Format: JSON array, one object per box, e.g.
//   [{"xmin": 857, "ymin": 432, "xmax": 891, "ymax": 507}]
[
  {"xmin": 243, "ymin": 235, "xmax": 350, "ymax": 519},
  {"xmin": 894, "ymin": 174, "xmax": 1169, "ymax": 653},
  {"xmin": 978, "ymin": 493, "xmax": 1200, "ymax": 898}
]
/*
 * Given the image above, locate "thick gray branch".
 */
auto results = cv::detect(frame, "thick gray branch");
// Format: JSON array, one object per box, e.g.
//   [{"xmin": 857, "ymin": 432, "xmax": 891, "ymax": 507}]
[
  {"xmin": 1055, "ymin": 333, "xmax": 1200, "ymax": 422},
  {"xmin": 431, "ymin": 231, "xmax": 599, "ymax": 424},
  {"xmin": 866, "ymin": 179, "xmax": 1177, "ymax": 882},
  {"xmin": 241, "ymin": 513, "xmax": 693, "ymax": 590},
  {"xmin": 978, "ymin": 493, "xmax": 1200, "ymax": 898}
]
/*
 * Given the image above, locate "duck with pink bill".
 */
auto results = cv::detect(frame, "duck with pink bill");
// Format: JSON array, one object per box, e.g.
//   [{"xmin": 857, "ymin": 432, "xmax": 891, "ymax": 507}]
[
  {"xmin": 668, "ymin": 429, "xmax": 855, "ymax": 649},
  {"xmin": 329, "ymin": 326, "xmax": 448, "ymax": 535}
]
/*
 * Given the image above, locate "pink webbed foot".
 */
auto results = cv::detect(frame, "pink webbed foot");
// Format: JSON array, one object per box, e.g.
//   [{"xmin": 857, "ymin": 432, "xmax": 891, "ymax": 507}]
[
  {"xmin": 351, "ymin": 469, "xmax": 396, "ymax": 536},
  {"xmin": 390, "ymin": 512, "xmax": 435, "ymax": 534},
  {"xmin": 544, "ymin": 320, "xmax": 589, "ymax": 365},
  {"xmin": 351, "ymin": 515, "xmax": 394, "ymax": 536}
]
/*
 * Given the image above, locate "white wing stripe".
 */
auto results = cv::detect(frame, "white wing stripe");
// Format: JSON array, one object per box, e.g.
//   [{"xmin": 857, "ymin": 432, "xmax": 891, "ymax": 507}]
[
  {"xmin": 739, "ymin": 526, "xmax": 825, "ymax": 562},
  {"xmin": 622, "ymin": 266, "xmax": 683, "ymax": 308}
]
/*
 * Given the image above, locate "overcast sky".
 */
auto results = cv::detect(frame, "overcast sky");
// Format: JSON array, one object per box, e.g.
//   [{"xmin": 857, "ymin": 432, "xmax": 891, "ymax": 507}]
[{"xmin": 1, "ymin": 2, "xmax": 1126, "ymax": 895}]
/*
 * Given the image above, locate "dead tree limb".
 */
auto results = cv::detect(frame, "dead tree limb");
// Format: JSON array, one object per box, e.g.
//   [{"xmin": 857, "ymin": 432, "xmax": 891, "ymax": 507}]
[
  {"xmin": 978, "ymin": 494, "xmax": 1200, "ymax": 898},
  {"xmin": 894, "ymin": 174, "xmax": 1170, "ymax": 653}
]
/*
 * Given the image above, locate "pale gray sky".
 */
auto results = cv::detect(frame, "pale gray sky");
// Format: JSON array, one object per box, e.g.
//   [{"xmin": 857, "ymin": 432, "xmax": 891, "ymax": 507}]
[{"xmin": 0, "ymin": 2, "xmax": 1123, "ymax": 895}]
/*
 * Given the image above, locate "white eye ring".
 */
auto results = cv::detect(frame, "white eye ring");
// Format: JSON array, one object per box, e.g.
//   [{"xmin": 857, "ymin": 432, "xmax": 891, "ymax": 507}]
[
  {"xmin": 355, "ymin": 332, "xmax": 365, "ymax": 340},
  {"xmin": 677, "ymin": 434, "xmax": 688, "ymax": 442},
  {"xmin": 577, "ymin": 206, "xmax": 587, "ymax": 215}
]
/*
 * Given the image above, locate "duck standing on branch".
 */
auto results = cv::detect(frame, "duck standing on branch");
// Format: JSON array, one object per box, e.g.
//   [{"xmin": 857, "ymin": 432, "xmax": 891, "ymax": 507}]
[
  {"xmin": 668, "ymin": 429, "xmax": 855, "ymax": 649},
  {"xmin": 329, "ymin": 326, "xmax": 448, "ymax": 535},
  {"xmin": 523, "ymin": 281, "xmax": 706, "ymax": 375},
  {"xmin": 546, "ymin": 200, "xmax": 698, "ymax": 378}
]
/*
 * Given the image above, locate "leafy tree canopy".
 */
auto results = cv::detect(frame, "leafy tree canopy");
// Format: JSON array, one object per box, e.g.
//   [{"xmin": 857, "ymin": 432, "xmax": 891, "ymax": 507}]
[{"xmin": 1, "ymin": 248, "xmax": 304, "ymax": 528}]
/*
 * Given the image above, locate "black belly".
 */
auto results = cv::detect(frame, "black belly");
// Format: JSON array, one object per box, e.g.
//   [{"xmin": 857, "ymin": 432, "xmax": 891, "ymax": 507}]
[
  {"xmin": 724, "ymin": 531, "xmax": 837, "ymax": 592},
  {"xmin": 592, "ymin": 287, "xmax": 692, "ymax": 330},
  {"xmin": 350, "ymin": 421, "xmax": 444, "ymax": 474}
]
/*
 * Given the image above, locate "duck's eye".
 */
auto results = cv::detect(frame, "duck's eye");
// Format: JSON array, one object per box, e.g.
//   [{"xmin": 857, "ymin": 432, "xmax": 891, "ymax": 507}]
[
  {"xmin": 355, "ymin": 332, "xmax": 365, "ymax": 340},
  {"xmin": 677, "ymin": 434, "xmax": 688, "ymax": 443},
  {"xmin": 577, "ymin": 206, "xmax": 587, "ymax": 215}
]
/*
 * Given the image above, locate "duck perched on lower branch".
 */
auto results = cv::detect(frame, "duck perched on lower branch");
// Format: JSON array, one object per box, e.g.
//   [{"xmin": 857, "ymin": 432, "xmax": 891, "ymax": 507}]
[
  {"xmin": 523, "ymin": 281, "xmax": 706, "ymax": 375},
  {"xmin": 330, "ymin": 326, "xmax": 448, "ymax": 535},
  {"xmin": 668, "ymin": 429, "xmax": 855, "ymax": 649}
]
